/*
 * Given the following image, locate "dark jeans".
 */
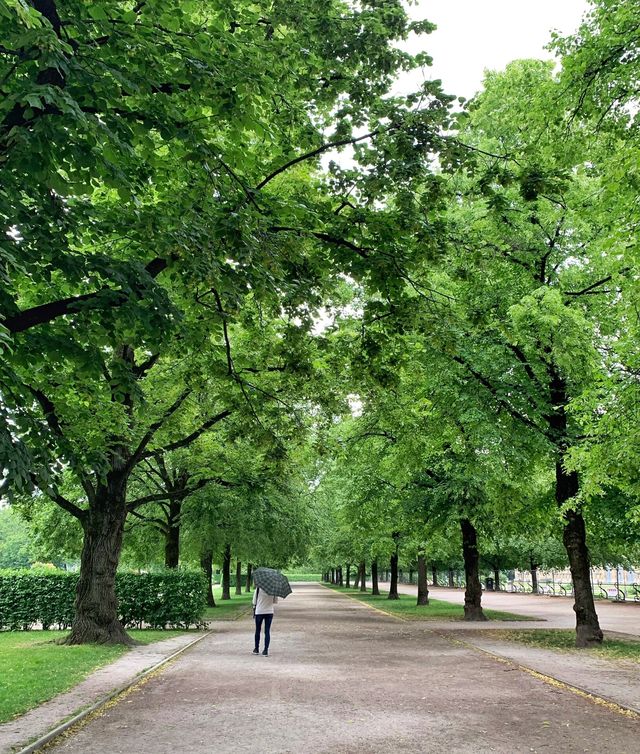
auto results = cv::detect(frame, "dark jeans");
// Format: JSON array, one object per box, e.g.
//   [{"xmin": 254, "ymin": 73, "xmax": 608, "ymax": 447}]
[{"xmin": 254, "ymin": 614, "xmax": 274, "ymax": 651}]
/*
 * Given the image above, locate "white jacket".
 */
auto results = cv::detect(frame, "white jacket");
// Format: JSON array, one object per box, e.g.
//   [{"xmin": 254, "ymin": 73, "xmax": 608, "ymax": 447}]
[{"xmin": 253, "ymin": 587, "xmax": 278, "ymax": 615}]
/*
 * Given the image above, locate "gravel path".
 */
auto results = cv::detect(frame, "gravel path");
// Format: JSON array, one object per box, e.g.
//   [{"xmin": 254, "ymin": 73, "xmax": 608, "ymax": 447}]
[{"xmin": 48, "ymin": 584, "xmax": 639, "ymax": 754}]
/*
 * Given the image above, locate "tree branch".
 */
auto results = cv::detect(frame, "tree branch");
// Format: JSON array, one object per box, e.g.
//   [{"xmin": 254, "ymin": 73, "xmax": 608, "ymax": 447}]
[
  {"xmin": 255, "ymin": 130, "xmax": 379, "ymax": 191},
  {"xmin": 126, "ymin": 389, "xmax": 191, "ymax": 472},
  {"xmin": 142, "ymin": 409, "xmax": 232, "ymax": 459},
  {"xmin": 3, "ymin": 257, "xmax": 168, "ymax": 333},
  {"xmin": 127, "ymin": 475, "xmax": 234, "ymax": 510}
]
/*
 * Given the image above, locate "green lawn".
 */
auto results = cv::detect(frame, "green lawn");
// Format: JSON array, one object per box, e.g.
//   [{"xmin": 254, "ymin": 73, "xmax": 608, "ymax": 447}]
[
  {"xmin": 326, "ymin": 585, "xmax": 530, "ymax": 621},
  {"xmin": 202, "ymin": 585, "xmax": 254, "ymax": 621},
  {"xmin": 0, "ymin": 629, "xmax": 187, "ymax": 723},
  {"xmin": 487, "ymin": 629, "xmax": 640, "ymax": 661}
]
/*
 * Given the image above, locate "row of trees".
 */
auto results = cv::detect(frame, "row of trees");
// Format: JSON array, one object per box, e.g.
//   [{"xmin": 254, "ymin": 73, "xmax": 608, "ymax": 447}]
[
  {"xmin": 1, "ymin": 0, "xmax": 638, "ymax": 647},
  {"xmin": 310, "ymin": 0, "xmax": 640, "ymax": 646}
]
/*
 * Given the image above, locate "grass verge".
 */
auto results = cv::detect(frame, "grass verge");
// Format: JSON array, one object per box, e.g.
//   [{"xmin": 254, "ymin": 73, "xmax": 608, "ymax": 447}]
[
  {"xmin": 484, "ymin": 629, "xmax": 640, "ymax": 661},
  {"xmin": 202, "ymin": 585, "xmax": 254, "ymax": 621},
  {"xmin": 326, "ymin": 585, "xmax": 530, "ymax": 621},
  {"xmin": 0, "ymin": 629, "xmax": 187, "ymax": 723}
]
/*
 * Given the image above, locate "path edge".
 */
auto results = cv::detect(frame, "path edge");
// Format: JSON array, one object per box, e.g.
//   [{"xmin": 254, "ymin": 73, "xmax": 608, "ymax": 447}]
[
  {"xmin": 439, "ymin": 631, "xmax": 640, "ymax": 720},
  {"xmin": 15, "ymin": 631, "xmax": 211, "ymax": 754}
]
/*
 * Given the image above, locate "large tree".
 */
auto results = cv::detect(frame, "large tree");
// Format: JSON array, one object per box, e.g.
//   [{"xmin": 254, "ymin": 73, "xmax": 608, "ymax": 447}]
[{"xmin": 1, "ymin": 0, "xmax": 451, "ymax": 642}]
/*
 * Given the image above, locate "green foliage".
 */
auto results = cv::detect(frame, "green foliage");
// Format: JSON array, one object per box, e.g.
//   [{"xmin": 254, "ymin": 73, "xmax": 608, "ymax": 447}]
[
  {"xmin": 0, "ymin": 507, "xmax": 37, "ymax": 568},
  {"xmin": 116, "ymin": 571, "xmax": 207, "ymax": 629},
  {"xmin": 0, "ymin": 569, "xmax": 206, "ymax": 630}
]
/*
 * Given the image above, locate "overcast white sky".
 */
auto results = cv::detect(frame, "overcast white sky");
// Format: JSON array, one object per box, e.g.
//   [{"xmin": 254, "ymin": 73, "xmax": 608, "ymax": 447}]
[{"xmin": 401, "ymin": 0, "xmax": 591, "ymax": 100}]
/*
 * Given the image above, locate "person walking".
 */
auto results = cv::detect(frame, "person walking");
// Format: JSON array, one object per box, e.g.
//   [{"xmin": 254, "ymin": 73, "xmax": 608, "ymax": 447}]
[{"xmin": 253, "ymin": 586, "xmax": 278, "ymax": 656}]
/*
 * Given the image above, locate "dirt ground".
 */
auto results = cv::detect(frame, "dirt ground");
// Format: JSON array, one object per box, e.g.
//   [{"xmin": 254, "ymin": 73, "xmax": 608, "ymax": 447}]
[{"xmin": 49, "ymin": 584, "xmax": 639, "ymax": 754}]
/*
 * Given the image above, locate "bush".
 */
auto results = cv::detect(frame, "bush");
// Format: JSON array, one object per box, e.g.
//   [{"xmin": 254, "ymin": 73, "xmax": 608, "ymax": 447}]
[{"xmin": 0, "ymin": 569, "xmax": 207, "ymax": 630}]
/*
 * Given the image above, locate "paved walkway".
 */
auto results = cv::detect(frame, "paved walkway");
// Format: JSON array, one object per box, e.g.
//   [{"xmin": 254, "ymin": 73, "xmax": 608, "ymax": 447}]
[
  {"xmin": 382, "ymin": 583, "xmax": 640, "ymax": 637},
  {"xmin": 47, "ymin": 584, "xmax": 638, "ymax": 754}
]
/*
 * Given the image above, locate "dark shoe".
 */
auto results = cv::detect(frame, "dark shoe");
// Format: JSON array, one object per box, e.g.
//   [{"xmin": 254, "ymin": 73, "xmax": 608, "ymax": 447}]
[
  {"xmin": 262, "ymin": 649, "xmax": 269, "ymax": 657},
  {"xmin": 252, "ymin": 648, "xmax": 259, "ymax": 654}
]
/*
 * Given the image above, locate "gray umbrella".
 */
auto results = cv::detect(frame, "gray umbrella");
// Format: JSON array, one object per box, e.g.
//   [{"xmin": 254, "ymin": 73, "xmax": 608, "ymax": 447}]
[{"xmin": 253, "ymin": 567, "xmax": 292, "ymax": 598}]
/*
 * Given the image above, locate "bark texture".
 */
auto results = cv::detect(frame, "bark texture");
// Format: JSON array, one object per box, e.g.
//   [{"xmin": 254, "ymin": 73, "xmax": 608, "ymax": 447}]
[
  {"xmin": 371, "ymin": 560, "xmax": 379, "ymax": 595},
  {"xmin": 460, "ymin": 518, "xmax": 486, "ymax": 621},
  {"xmin": 64, "ymin": 481, "xmax": 133, "ymax": 645},
  {"xmin": 417, "ymin": 554, "xmax": 429, "ymax": 606},
  {"xmin": 221, "ymin": 543, "xmax": 231, "ymax": 600},
  {"xmin": 164, "ymin": 500, "xmax": 182, "ymax": 568},
  {"xmin": 201, "ymin": 550, "xmax": 215, "ymax": 607},
  {"xmin": 345, "ymin": 563, "xmax": 351, "ymax": 588},
  {"xmin": 246, "ymin": 563, "xmax": 253, "ymax": 592},
  {"xmin": 359, "ymin": 561, "xmax": 366, "ymax": 592},
  {"xmin": 388, "ymin": 550, "xmax": 399, "ymax": 600},
  {"xmin": 235, "ymin": 561, "xmax": 242, "ymax": 595},
  {"xmin": 549, "ymin": 372, "xmax": 603, "ymax": 646}
]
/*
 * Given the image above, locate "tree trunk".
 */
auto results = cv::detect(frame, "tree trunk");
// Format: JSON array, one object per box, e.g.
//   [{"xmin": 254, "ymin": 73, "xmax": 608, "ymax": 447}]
[
  {"xmin": 246, "ymin": 563, "xmax": 252, "ymax": 592},
  {"xmin": 417, "ymin": 554, "xmax": 429, "ymax": 605},
  {"xmin": 163, "ymin": 499, "xmax": 182, "ymax": 568},
  {"xmin": 493, "ymin": 567, "xmax": 500, "ymax": 591},
  {"xmin": 338, "ymin": 566, "xmax": 343, "ymax": 587},
  {"xmin": 561, "ymin": 475, "xmax": 603, "ymax": 647},
  {"xmin": 371, "ymin": 560, "xmax": 379, "ymax": 595},
  {"xmin": 530, "ymin": 561, "xmax": 538, "ymax": 594},
  {"xmin": 352, "ymin": 565, "xmax": 360, "ymax": 590},
  {"xmin": 345, "ymin": 563, "xmax": 351, "ymax": 588},
  {"xmin": 549, "ymin": 372, "xmax": 602, "ymax": 646},
  {"xmin": 448, "ymin": 568, "xmax": 455, "ymax": 588},
  {"xmin": 359, "ymin": 560, "xmax": 366, "ymax": 592},
  {"xmin": 431, "ymin": 564, "xmax": 438, "ymax": 587},
  {"xmin": 331, "ymin": 567, "xmax": 335, "ymax": 584},
  {"xmin": 201, "ymin": 550, "xmax": 215, "ymax": 607},
  {"xmin": 221, "ymin": 543, "xmax": 231, "ymax": 600},
  {"xmin": 460, "ymin": 518, "xmax": 486, "ymax": 621},
  {"xmin": 235, "ymin": 560, "xmax": 242, "ymax": 595},
  {"xmin": 64, "ymin": 481, "xmax": 133, "ymax": 644},
  {"xmin": 388, "ymin": 550, "xmax": 399, "ymax": 600}
]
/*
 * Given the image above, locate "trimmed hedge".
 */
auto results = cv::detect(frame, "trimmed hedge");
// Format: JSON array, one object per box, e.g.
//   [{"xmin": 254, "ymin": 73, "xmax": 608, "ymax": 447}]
[{"xmin": 0, "ymin": 570, "xmax": 207, "ymax": 630}]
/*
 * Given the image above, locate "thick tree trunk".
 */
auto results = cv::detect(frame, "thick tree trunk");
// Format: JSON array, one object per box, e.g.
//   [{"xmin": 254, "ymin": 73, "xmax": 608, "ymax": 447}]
[
  {"xmin": 345, "ymin": 563, "xmax": 351, "ymax": 588},
  {"xmin": 493, "ymin": 567, "xmax": 500, "ymax": 591},
  {"xmin": 460, "ymin": 518, "xmax": 486, "ymax": 621},
  {"xmin": 221, "ymin": 543, "xmax": 231, "ymax": 600},
  {"xmin": 164, "ymin": 500, "xmax": 182, "ymax": 568},
  {"xmin": 359, "ymin": 561, "xmax": 366, "ymax": 592},
  {"xmin": 417, "ymin": 554, "xmax": 429, "ymax": 606},
  {"xmin": 431, "ymin": 564, "xmax": 438, "ymax": 587},
  {"xmin": 448, "ymin": 568, "xmax": 455, "ymax": 588},
  {"xmin": 371, "ymin": 560, "xmax": 379, "ymax": 595},
  {"xmin": 338, "ymin": 566, "xmax": 343, "ymax": 587},
  {"xmin": 388, "ymin": 550, "xmax": 399, "ymax": 600},
  {"xmin": 560, "ymin": 469, "xmax": 603, "ymax": 647},
  {"xmin": 530, "ymin": 561, "xmax": 538, "ymax": 594},
  {"xmin": 246, "ymin": 563, "xmax": 253, "ymax": 592},
  {"xmin": 65, "ymin": 481, "xmax": 132, "ymax": 645},
  {"xmin": 201, "ymin": 550, "xmax": 215, "ymax": 607},
  {"xmin": 235, "ymin": 560, "xmax": 242, "ymax": 595}
]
